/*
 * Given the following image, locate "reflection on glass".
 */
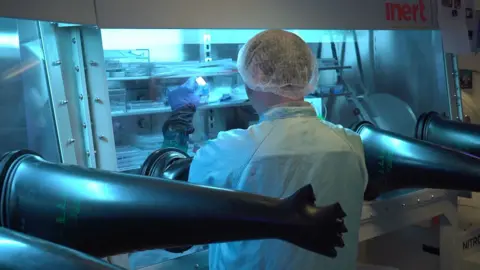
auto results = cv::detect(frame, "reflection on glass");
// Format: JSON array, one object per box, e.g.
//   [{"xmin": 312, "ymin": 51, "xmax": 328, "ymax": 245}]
[{"xmin": 0, "ymin": 18, "xmax": 60, "ymax": 162}]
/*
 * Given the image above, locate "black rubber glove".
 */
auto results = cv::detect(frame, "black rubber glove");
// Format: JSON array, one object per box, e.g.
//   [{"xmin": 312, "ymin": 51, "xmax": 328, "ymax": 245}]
[{"xmin": 162, "ymin": 104, "xmax": 196, "ymax": 152}]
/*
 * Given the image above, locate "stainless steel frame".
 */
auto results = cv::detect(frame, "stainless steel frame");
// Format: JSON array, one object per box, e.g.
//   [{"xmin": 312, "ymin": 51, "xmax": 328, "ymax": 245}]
[
  {"xmin": 81, "ymin": 26, "xmax": 118, "ymax": 171},
  {"xmin": 54, "ymin": 26, "xmax": 97, "ymax": 167},
  {"xmin": 444, "ymin": 53, "xmax": 464, "ymax": 121},
  {"xmin": 38, "ymin": 22, "xmax": 78, "ymax": 164}
]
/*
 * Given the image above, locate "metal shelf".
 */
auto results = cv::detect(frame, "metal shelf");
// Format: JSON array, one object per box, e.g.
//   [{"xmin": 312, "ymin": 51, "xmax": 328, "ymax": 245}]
[
  {"xmin": 107, "ymin": 76, "xmax": 151, "ymax": 81},
  {"xmin": 111, "ymin": 96, "xmax": 323, "ymax": 117},
  {"xmin": 106, "ymin": 63, "xmax": 348, "ymax": 82},
  {"xmin": 111, "ymin": 98, "xmax": 250, "ymax": 117},
  {"xmin": 318, "ymin": 65, "xmax": 352, "ymax": 71},
  {"xmin": 107, "ymin": 70, "xmax": 238, "ymax": 81}
]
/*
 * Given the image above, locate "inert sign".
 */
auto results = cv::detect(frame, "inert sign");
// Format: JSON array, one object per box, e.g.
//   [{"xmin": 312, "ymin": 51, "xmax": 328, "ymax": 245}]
[
  {"xmin": 463, "ymin": 233, "xmax": 480, "ymax": 250},
  {"xmin": 385, "ymin": 0, "xmax": 427, "ymax": 22}
]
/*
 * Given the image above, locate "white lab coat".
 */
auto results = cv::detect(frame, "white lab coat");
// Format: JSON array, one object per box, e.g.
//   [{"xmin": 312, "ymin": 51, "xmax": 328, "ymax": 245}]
[{"xmin": 188, "ymin": 102, "xmax": 368, "ymax": 270}]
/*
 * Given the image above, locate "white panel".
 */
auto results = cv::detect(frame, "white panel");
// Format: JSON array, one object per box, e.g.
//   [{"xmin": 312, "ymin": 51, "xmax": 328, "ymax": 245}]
[
  {"xmin": 359, "ymin": 189, "xmax": 458, "ymax": 242},
  {"xmin": 96, "ymin": 0, "xmax": 437, "ymax": 30},
  {"xmin": 0, "ymin": 0, "xmax": 96, "ymax": 25}
]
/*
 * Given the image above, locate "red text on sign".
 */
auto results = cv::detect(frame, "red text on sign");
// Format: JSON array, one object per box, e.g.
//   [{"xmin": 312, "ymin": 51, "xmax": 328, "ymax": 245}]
[{"xmin": 385, "ymin": 0, "xmax": 427, "ymax": 22}]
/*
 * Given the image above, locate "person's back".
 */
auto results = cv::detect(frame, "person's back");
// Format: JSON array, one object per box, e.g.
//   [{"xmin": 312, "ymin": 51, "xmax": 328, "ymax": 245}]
[
  {"xmin": 187, "ymin": 29, "xmax": 368, "ymax": 269},
  {"xmin": 190, "ymin": 102, "xmax": 367, "ymax": 269}
]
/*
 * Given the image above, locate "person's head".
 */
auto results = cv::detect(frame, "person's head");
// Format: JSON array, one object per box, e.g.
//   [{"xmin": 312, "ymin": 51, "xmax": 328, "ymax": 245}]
[{"xmin": 237, "ymin": 30, "xmax": 318, "ymax": 114}]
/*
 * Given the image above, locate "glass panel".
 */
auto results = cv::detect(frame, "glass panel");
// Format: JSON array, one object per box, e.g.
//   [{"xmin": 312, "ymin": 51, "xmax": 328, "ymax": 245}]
[
  {"xmin": 0, "ymin": 17, "xmax": 60, "ymax": 162},
  {"xmin": 99, "ymin": 28, "xmax": 448, "ymax": 269},
  {"xmin": 100, "ymin": 29, "xmax": 448, "ymax": 173},
  {"xmin": 100, "ymin": 29, "xmax": 356, "ymax": 173}
]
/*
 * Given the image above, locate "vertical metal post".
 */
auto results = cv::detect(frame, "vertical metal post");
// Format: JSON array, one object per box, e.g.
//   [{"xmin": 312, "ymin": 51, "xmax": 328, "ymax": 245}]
[
  {"xmin": 70, "ymin": 28, "xmax": 97, "ymax": 167},
  {"xmin": 199, "ymin": 30, "xmax": 218, "ymax": 139},
  {"xmin": 55, "ymin": 25, "xmax": 97, "ymax": 168},
  {"xmin": 451, "ymin": 54, "xmax": 464, "ymax": 121},
  {"xmin": 444, "ymin": 53, "xmax": 464, "ymax": 121},
  {"xmin": 38, "ymin": 22, "xmax": 78, "ymax": 164},
  {"xmin": 81, "ymin": 26, "xmax": 118, "ymax": 171},
  {"xmin": 200, "ymin": 31, "xmax": 212, "ymax": 63}
]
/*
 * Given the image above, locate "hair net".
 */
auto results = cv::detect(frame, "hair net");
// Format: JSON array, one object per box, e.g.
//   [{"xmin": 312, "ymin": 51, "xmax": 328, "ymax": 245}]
[{"xmin": 237, "ymin": 30, "xmax": 318, "ymax": 100}]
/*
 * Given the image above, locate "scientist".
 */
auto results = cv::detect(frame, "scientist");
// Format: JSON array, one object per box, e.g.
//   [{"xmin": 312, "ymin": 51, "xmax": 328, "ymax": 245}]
[{"xmin": 166, "ymin": 30, "xmax": 368, "ymax": 270}]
